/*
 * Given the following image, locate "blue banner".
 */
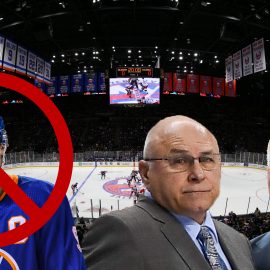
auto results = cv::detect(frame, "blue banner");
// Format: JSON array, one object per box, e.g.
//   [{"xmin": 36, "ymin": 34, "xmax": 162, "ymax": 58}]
[
  {"xmin": 47, "ymin": 76, "xmax": 58, "ymax": 96},
  {"xmin": 97, "ymin": 72, "xmax": 106, "ymax": 93},
  {"xmin": 34, "ymin": 80, "xmax": 47, "ymax": 94},
  {"xmin": 71, "ymin": 74, "xmax": 83, "ymax": 93},
  {"xmin": 84, "ymin": 71, "xmax": 97, "ymax": 93},
  {"xmin": 59, "ymin": 75, "xmax": 70, "ymax": 94}
]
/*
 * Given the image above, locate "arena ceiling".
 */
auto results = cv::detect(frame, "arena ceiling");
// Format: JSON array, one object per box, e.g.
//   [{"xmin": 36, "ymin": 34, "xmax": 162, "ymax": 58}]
[{"xmin": 0, "ymin": 0, "xmax": 269, "ymax": 75}]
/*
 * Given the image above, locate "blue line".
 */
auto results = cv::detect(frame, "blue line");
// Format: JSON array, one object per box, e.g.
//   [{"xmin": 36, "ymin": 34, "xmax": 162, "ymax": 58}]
[{"xmin": 69, "ymin": 166, "xmax": 97, "ymax": 203}]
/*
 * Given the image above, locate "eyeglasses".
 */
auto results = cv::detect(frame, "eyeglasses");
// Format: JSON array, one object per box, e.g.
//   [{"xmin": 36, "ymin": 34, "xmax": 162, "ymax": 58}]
[{"xmin": 144, "ymin": 153, "xmax": 221, "ymax": 172}]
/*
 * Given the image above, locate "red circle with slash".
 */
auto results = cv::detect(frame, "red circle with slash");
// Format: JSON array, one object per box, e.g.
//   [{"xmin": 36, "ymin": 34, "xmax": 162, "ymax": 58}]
[{"xmin": 0, "ymin": 73, "xmax": 73, "ymax": 246}]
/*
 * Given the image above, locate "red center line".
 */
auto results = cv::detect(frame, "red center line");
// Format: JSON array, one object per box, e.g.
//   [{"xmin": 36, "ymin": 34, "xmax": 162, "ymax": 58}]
[{"xmin": 0, "ymin": 169, "xmax": 40, "ymax": 219}]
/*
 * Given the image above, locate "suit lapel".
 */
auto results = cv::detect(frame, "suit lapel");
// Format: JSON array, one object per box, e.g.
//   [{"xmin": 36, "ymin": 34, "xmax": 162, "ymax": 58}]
[
  {"xmin": 161, "ymin": 220, "xmax": 212, "ymax": 270},
  {"xmin": 136, "ymin": 197, "xmax": 211, "ymax": 270}
]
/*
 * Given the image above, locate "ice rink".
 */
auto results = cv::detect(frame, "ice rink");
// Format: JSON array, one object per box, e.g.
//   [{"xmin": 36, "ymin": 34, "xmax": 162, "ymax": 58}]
[{"xmin": 4, "ymin": 165, "xmax": 269, "ymax": 218}]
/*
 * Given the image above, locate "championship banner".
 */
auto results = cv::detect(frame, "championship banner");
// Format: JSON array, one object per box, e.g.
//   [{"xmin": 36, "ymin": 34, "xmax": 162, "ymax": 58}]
[
  {"xmin": 44, "ymin": 62, "xmax": 51, "ymax": 84},
  {"xmin": 3, "ymin": 39, "xmax": 17, "ymax": 71},
  {"xmin": 225, "ymin": 80, "xmax": 236, "ymax": 97},
  {"xmin": 252, "ymin": 38, "xmax": 266, "ymax": 73},
  {"xmin": 71, "ymin": 74, "xmax": 83, "ymax": 93},
  {"xmin": 47, "ymin": 76, "xmax": 58, "ymax": 96},
  {"xmin": 200, "ymin": 75, "xmax": 212, "ymax": 95},
  {"xmin": 233, "ymin": 50, "xmax": 242, "ymax": 79},
  {"xmin": 84, "ymin": 71, "xmax": 97, "ymax": 93},
  {"xmin": 186, "ymin": 74, "xmax": 199, "ymax": 93},
  {"xmin": 173, "ymin": 72, "xmax": 186, "ymax": 93},
  {"xmin": 98, "ymin": 72, "xmax": 106, "ymax": 93},
  {"xmin": 59, "ymin": 75, "xmax": 70, "ymax": 94},
  {"xmin": 27, "ymin": 52, "xmax": 37, "ymax": 77},
  {"xmin": 212, "ymin": 77, "xmax": 225, "ymax": 96},
  {"xmin": 36, "ymin": 57, "xmax": 44, "ymax": 82},
  {"xmin": 242, "ymin": 45, "xmax": 253, "ymax": 76},
  {"xmin": 163, "ymin": 72, "xmax": 172, "ymax": 93},
  {"xmin": 0, "ymin": 36, "xmax": 5, "ymax": 68},
  {"xmin": 15, "ymin": 46, "xmax": 27, "ymax": 75},
  {"xmin": 225, "ymin": 56, "xmax": 233, "ymax": 82}
]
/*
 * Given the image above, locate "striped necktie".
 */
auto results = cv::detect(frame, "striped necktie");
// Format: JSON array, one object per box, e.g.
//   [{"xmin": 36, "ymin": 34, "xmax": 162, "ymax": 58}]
[{"xmin": 197, "ymin": 226, "xmax": 228, "ymax": 270}]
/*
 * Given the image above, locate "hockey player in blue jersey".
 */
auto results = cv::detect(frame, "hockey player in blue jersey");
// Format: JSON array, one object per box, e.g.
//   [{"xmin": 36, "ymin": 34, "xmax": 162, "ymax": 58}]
[{"xmin": 0, "ymin": 116, "xmax": 86, "ymax": 269}]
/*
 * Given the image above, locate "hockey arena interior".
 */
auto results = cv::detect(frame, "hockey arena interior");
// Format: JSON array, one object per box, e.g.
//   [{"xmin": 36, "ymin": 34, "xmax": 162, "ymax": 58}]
[{"xmin": 0, "ymin": 0, "xmax": 270, "ymax": 268}]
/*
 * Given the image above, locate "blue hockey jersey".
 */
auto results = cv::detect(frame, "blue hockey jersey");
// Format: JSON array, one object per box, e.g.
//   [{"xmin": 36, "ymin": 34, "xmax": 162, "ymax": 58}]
[{"xmin": 0, "ymin": 175, "xmax": 86, "ymax": 270}]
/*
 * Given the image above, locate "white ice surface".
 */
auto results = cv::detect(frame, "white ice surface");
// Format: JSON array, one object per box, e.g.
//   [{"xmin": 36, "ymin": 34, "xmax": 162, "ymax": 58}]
[{"xmin": 5, "ymin": 165, "xmax": 269, "ymax": 218}]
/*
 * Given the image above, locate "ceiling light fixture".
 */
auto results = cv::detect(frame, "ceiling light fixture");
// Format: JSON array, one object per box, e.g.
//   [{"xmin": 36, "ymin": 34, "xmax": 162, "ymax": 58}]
[{"xmin": 255, "ymin": 14, "xmax": 261, "ymax": 20}]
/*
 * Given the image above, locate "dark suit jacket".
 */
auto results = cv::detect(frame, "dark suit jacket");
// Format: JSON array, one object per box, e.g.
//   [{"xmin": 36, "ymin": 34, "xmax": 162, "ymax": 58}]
[
  {"xmin": 251, "ymin": 232, "xmax": 270, "ymax": 270},
  {"xmin": 82, "ymin": 196, "xmax": 255, "ymax": 270}
]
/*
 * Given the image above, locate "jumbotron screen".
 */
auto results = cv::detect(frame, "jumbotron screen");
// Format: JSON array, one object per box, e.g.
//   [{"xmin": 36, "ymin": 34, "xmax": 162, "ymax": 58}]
[{"xmin": 109, "ymin": 77, "xmax": 160, "ymax": 105}]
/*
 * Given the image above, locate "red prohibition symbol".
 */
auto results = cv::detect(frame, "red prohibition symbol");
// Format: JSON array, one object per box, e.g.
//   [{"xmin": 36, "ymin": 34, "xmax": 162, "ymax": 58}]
[{"xmin": 0, "ymin": 73, "xmax": 73, "ymax": 246}]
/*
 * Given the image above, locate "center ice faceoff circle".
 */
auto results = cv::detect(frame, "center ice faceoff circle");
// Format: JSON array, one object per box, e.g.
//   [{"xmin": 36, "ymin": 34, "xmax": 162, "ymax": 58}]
[{"xmin": 103, "ymin": 177, "xmax": 144, "ymax": 197}]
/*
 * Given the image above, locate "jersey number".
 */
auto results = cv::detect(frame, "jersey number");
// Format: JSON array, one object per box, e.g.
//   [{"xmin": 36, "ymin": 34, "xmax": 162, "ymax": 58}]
[{"xmin": 8, "ymin": 216, "xmax": 28, "ymax": 244}]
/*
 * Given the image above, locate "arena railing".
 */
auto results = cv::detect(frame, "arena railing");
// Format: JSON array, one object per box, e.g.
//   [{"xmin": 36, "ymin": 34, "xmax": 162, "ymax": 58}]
[{"xmin": 4, "ymin": 151, "xmax": 268, "ymax": 165}]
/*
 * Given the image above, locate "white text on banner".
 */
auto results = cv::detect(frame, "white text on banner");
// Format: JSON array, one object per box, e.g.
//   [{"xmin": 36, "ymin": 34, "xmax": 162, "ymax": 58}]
[
  {"xmin": 15, "ymin": 46, "xmax": 27, "ymax": 75},
  {"xmin": 3, "ymin": 39, "xmax": 17, "ymax": 71},
  {"xmin": 27, "ymin": 52, "xmax": 37, "ymax": 77}
]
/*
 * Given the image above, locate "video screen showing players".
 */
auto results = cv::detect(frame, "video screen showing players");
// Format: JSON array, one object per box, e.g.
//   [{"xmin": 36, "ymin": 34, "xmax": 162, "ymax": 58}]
[{"xmin": 109, "ymin": 77, "xmax": 160, "ymax": 105}]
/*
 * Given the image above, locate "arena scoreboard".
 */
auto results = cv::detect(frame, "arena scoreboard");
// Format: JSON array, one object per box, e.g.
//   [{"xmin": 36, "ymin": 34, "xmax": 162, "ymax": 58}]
[{"xmin": 116, "ymin": 67, "xmax": 153, "ymax": 77}]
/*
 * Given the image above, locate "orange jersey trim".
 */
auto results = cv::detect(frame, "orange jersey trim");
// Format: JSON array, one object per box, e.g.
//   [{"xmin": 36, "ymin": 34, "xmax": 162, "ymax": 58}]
[{"xmin": 0, "ymin": 249, "xmax": 19, "ymax": 269}]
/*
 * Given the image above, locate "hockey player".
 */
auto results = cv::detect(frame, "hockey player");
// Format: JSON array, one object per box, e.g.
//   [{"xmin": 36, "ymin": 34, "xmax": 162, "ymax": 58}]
[
  {"xmin": 0, "ymin": 116, "xmax": 86, "ymax": 269},
  {"xmin": 125, "ymin": 84, "xmax": 133, "ymax": 98},
  {"xmin": 128, "ymin": 77, "xmax": 139, "ymax": 89},
  {"xmin": 129, "ymin": 184, "xmax": 139, "ymax": 203},
  {"xmin": 71, "ymin": 182, "xmax": 79, "ymax": 194},
  {"xmin": 130, "ymin": 169, "xmax": 139, "ymax": 182},
  {"xmin": 100, "ymin": 170, "xmax": 107, "ymax": 180},
  {"xmin": 139, "ymin": 78, "xmax": 148, "ymax": 93}
]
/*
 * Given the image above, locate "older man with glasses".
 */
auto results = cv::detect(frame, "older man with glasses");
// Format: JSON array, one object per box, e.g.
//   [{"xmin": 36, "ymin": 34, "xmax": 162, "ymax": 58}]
[{"xmin": 83, "ymin": 115, "xmax": 255, "ymax": 270}]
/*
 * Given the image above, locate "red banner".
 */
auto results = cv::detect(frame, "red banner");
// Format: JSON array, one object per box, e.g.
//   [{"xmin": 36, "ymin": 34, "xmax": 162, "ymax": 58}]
[
  {"xmin": 163, "ymin": 72, "xmax": 173, "ymax": 93},
  {"xmin": 212, "ymin": 77, "xmax": 225, "ymax": 96},
  {"xmin": 187, "ymin": 74, "xmax": 199, "ymax": 93},
  {"xmin": 225, "ymin": 80, "xmax": 236, "ymax": 97},
  {"xmin": 173, "ymin": 72, "xmax": 186, "ymax": 93},
  {"xmin": 200, "ymin": 75, "xmax": 212, "ymax": 95}
]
